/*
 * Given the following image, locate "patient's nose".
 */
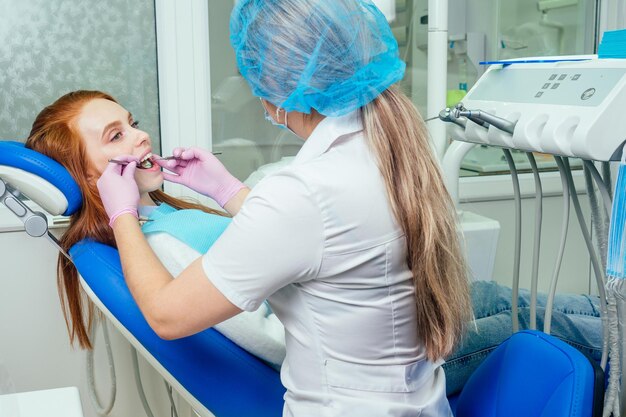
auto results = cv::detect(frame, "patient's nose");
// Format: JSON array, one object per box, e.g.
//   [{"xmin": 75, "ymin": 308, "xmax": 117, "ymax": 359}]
[{"xmin": 135, "ymin": 131, "xmax": 150, "ymax": 148}]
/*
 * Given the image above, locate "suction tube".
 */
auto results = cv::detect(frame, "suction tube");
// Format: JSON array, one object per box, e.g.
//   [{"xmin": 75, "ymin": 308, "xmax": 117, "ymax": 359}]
[
  {"xmin": 526, "ymin": 153, "xmax": 543, "ymax": 330},
  {"xmin": 544, "ymin": 157, "xmax": 571, "ymax": 334},
  {"xmin": 561, "ymin": 157, "xmax": 609, "ymax": 369},
  {"xmin": 502, "ymin": 149, "xmax": 522, "ymax": 333}
]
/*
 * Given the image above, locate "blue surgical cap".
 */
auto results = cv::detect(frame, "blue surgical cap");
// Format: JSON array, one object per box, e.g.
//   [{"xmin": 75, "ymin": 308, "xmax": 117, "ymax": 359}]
[{"xmin": 230, "ymin": 0, "xmax": 406, "ymax": 117}]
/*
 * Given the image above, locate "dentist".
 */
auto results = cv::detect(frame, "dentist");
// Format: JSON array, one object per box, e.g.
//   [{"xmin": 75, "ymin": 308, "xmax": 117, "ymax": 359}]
[{"xmin": 96, "ymin": 0, "xmax": 471, "ymax": 416}]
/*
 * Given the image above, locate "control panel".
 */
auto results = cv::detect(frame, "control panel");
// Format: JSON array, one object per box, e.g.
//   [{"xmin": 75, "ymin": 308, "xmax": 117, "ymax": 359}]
[{"xmin": 445, "ymin": 56, "xmax": 626, "ymax": 161}]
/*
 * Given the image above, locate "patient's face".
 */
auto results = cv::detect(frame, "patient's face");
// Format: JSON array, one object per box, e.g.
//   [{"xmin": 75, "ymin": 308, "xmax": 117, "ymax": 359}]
[{"xmin": 76, "ymin": 99, "xmax": 163, "ymax": 201}]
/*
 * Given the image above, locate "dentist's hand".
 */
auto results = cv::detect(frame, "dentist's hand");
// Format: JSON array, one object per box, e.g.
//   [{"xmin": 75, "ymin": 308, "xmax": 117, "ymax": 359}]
[
  {"xmin": 97, "ymin": 156, "xmax": 141, "ymax": 227},
  {"xmin": 156, "ymin": 147, "xmax": 245, "ymax": 208}
]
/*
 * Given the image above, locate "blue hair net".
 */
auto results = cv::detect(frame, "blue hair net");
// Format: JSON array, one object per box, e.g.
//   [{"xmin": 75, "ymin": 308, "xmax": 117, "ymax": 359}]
[{"xmin": 230, "ymin": 0, "xmax": 406, "ymax": 117}]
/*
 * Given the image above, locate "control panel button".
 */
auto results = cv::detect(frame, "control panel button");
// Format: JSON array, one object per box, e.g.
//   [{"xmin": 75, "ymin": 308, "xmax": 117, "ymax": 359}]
[
  {"xmin": 581, "ymin": 88, "xmax": 596, "ymax": 100},
  {"xmin": 535, "ymin": 91, "xmax": 544, "ymax": 98},
  {"xmin": 542, "ymin": 83, "xmax": 551, "ymax": 89},
  {"xmin": 4, "ymin": 196, "xmax": 26, "ymax": 217},
  {"xmin": 549, "ymin": 74, "xmax": 557, "ymax": 80},
  {"xmin": 572, "ymin": 74, "xmax": 581, "ymax": 80},
  {"xmin": 558, "ymin": 74, "xmax": 567, "ymax": 80},
  {"xmin": 551, "ymin": 83, "xmax": 560, "ymax": 89}
]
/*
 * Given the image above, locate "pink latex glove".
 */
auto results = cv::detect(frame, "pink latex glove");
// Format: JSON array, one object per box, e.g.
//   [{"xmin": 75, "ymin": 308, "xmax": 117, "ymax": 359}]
[
  {"xmin": 96, "ymin": 155, "xmax": 141, "ymax": 227},
  {"xmin": 156, "ymin": 147, "xmax": 245, "ymax": 207}
]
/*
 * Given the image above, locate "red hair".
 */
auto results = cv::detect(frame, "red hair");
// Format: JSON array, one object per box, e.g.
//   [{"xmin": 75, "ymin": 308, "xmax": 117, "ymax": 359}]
[{"xmin": 26, "ymin": 90, "xmax": 224, "ymax": 349}]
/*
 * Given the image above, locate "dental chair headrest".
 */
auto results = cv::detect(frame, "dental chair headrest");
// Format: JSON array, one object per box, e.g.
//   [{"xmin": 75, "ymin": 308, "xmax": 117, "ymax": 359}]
[{"xmin": 0, "ymin": 141, "xmax": 82, "ymax": 216}]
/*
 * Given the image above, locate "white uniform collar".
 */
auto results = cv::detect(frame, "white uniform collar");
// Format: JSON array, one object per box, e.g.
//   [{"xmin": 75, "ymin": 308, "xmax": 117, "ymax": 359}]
[{"xmin": 293, "ymin": 110, "xmax": 363, "ymax": 165}]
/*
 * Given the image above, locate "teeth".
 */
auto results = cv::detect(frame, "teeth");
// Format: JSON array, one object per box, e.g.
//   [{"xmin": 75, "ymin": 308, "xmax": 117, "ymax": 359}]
[{"xmin": 138, "ymin": 153, "xmax": 154, "ymax": 169}]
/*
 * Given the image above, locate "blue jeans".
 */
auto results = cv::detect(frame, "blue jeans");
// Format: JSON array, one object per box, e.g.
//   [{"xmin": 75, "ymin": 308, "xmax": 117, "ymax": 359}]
[{"xmin": 443, "ymin": 280, "xmax": 602, "ymax": 396}]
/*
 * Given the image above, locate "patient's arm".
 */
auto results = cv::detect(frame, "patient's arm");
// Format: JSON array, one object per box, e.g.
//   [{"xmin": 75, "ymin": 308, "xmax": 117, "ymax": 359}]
[{"xmin": 146, "ymin": 232, "xmax": 285, "ymax": 368}]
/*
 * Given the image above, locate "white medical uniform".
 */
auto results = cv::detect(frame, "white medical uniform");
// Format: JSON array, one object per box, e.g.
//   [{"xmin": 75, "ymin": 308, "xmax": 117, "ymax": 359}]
[{"xmin": 203, "ymin": 111, "xmax": 450, "ymax": 417}]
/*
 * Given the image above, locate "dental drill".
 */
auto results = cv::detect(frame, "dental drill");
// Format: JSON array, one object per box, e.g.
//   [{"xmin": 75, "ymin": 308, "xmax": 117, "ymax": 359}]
[{"xmin": 451, "ymin": 103, "xmax": 517, "ymax": 135}]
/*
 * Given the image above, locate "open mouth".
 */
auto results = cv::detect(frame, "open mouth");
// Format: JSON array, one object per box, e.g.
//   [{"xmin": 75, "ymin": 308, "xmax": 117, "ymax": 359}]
[{"xmin": 137, "ymin": 153, "xmax": 154, "ymax": 170}]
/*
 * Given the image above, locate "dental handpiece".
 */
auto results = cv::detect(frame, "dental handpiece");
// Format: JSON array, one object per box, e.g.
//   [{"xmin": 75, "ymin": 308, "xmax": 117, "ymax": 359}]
[
  {"xmin": 438, "ymin": 108, "xmax": 467, "ymax": 129},
  {"xmin": 452, "ymin": 103, "xmax": 490, "ymax": 129},
  {"xmin": 452, "ymin": 105, "xmax": 516, "ymax": 135}
]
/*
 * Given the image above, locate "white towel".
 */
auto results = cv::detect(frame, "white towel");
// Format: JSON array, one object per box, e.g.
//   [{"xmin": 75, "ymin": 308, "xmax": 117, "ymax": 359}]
[{"xmin": 146, "ymin": 232, "xmax": 286, "ymax": 369}]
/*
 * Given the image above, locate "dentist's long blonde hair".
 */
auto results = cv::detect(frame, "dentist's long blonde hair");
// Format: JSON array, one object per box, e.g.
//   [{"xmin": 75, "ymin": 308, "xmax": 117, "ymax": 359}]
[
  {"xmin": 363, "ymin": 86, "xmax": 472, "ymax": 360},
  {"xmin": 26, "ymin": 90, "xmax": 224, "ymax": 349},
  {"xmin": 233, "ymin": 0, "xmax": 471, "ymax": 360}
]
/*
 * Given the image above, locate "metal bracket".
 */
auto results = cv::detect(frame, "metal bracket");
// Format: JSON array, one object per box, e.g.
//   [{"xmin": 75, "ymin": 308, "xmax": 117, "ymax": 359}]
[{"xmin": 0, "ymin": 177, "xmax": 71, "ymax": 261}]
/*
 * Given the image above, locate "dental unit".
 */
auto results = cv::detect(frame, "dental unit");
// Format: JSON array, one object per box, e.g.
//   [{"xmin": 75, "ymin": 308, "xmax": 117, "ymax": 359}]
[{"xmin": 440, "ymin": 54, "xmax": 626, "ymax": 417}]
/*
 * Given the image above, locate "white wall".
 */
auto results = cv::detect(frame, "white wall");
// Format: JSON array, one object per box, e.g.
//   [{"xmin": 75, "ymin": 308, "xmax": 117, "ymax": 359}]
[
  {"xmin": 461, "ymin": 190, "xmax": 595, "ymax": 295},
  {"xmin": 0, "ymin": 216, "xmax": 188, "ymax": 417}
]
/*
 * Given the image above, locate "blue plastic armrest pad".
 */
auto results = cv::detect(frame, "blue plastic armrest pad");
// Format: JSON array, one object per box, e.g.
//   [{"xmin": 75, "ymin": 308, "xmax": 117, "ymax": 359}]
[
  {"xmin": 456, "ymin": 329, "xmax": 595, "ymax": 417},
  {"xmin": 70, "ymin": 239, "xmax": 285, "ymax": 417},
  {"xmin": 0, "ymin": 141, "xmax": 82, "ymax": 216}
]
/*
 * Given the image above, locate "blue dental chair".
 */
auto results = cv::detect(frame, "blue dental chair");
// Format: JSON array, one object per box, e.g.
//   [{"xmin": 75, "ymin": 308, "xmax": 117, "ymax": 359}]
[
  {"xmin": 0, "ymin": 141, "xmax": 285, "ymax": 417},
  {"xmin": 0, "ymin": 140, "xmax": 604, "ymax": 417}
]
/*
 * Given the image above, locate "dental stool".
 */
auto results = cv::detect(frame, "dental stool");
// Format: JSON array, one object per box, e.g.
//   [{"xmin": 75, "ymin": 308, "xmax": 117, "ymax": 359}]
[
  {"xmin": 0, "ymin": 141, "xmax": 285, "ymax": 417},
  {"xmin": 453, "ymin": 330, "xmax": 604, "ymax": 417}
]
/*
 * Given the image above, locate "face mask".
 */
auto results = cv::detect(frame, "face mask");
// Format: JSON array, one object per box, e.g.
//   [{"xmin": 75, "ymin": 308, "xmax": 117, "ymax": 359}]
[{"xmin": 260, "ymin": 98, "xmax": 289, "ymax": 131}]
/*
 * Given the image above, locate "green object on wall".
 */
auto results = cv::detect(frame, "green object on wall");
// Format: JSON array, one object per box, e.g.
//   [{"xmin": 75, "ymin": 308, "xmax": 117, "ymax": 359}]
[{"xmin": 447, "ymin": 89, "xmax": 467, "ymax": 108}]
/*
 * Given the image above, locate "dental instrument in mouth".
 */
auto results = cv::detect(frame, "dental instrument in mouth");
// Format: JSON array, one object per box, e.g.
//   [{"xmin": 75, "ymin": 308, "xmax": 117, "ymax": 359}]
[
  {"xmin": 109, "ymin": 152, "xmax": 223, "ymax": 167},
  {"xmin": 157, "ymin": 152, "xmax": 222, "ymax": 160},
  {"xmin": 109, "ymin": 153, "xmax": 156, "ymax": 169}
]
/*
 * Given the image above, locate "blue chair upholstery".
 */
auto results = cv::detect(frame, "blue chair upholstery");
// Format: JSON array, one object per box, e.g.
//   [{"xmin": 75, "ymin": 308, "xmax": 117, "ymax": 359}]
[
  {"xmin": 455, "ymin": 330, "xmax": 602, "ymax": 417},
  {"xmin": 0, "ymin": 141, "xmax": 81, "ymax": 215}
]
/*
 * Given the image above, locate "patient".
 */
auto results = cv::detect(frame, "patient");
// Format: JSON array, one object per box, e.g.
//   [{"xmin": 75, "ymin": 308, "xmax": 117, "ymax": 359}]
[
  {"xmin": 25, "ymin": 90, "xmax": 602, "ymax": 394},
  {"xmin": 25, "ymin": 90, "xmax": 285, "ymax": 367}
]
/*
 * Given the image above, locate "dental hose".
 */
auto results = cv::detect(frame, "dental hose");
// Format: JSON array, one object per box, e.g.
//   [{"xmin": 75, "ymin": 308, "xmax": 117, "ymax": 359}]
[
  {"xmin": 583, "ymin": 160, "xmax": 612, "ymax": 278},
  {"xmin": 584, "ymin": 160, "xmax": 613, "ymax": 218},
  {"xmin": 580, "ymin": 161, "xmax": 617, "ymax": 414},
  {"xmin": 502, "ymin": 149, "xmax": 522, "ymax": 333},
  {"xmin": 582, "ymin": 161, "xmax": 619, "ymax": 417},
  {"xmin": 526, "ymin": 153, "xmax": 543, "ymax": 331},
  {"xmin": 86, "ymin": 319, "xmax": 117, "ymax": 416},
  {"xmin": 588, "ymin": 159, "xmax": 620, "ymax": 417},
  {"xmin": 131, "ymin": 346, "xmax": 156, "ymax": 417},
  {"xmin": 131, "ymin": 346, "xmax": 179, "ymax": 417},
  {"xmin": 604, "ymin": 277, "xmax": 621, "ymax": 417},
  {"xmin": 86, "ymin": 319, "xmax": 179, "ymax": 417},
  {"xmin": 562, "ymin": 158, "xmax": 609, "ymax": 369},
  {"xmin": 165, "ymin": 380, "xmax": 180, "ymax": 417},
  {"xmin": 603, "ymin": 161, "xmax": 613, "ymax": 200},
  {"xmin": 544, "ymin": 157, "xmax": 571, "ymax": 334}
]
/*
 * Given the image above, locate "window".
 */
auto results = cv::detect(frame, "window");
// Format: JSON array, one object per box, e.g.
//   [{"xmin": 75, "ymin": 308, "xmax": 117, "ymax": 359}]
[{"xmin": 207, "ymin": 2, "xmax": 302, "ymax": 183}]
